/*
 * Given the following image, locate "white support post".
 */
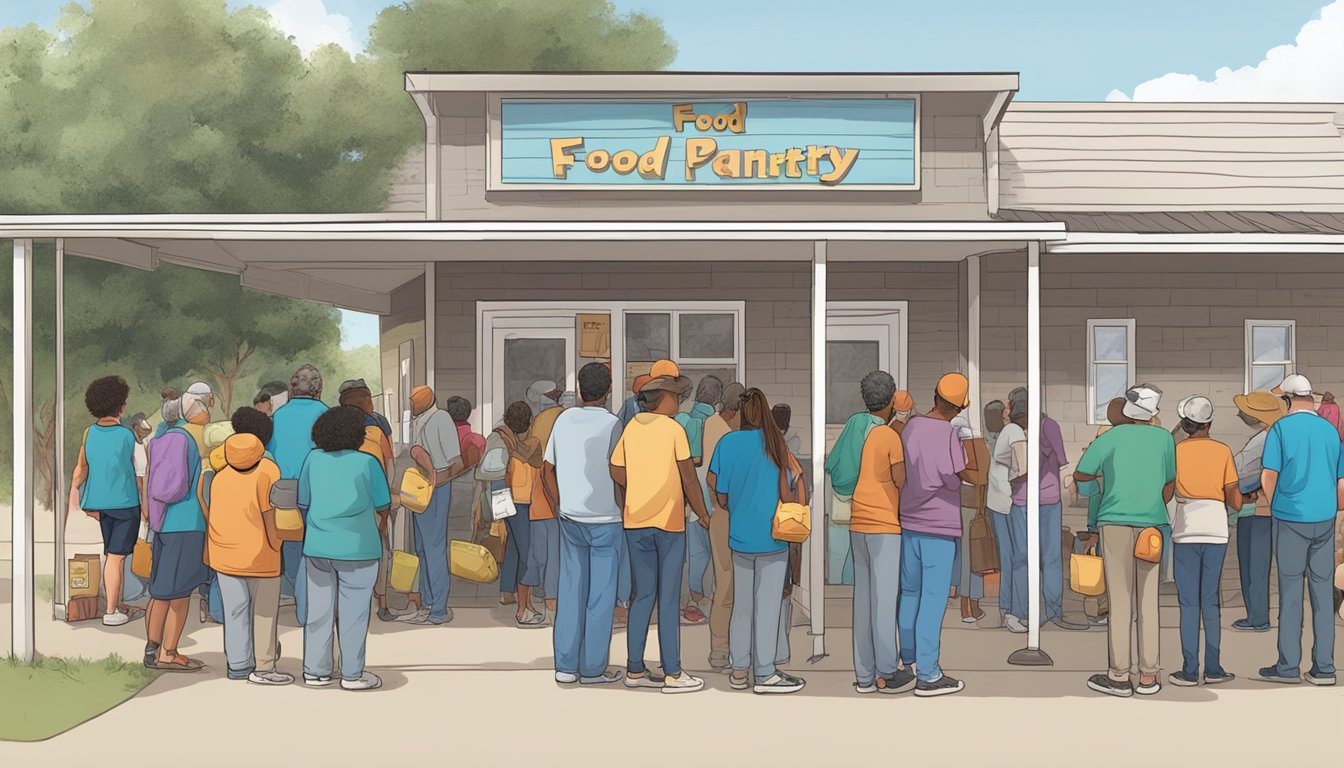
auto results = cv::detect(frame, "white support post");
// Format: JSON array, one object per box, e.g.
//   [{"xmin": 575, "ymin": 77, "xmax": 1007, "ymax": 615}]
[
  {"xmin": 966, "ymin": 255, "xmax": 982, "ymax": 434},
  {"xmin": 54, "ymin": 239, "xmax": 67, "ymax": 617},
  {"xmin": 424, "ymin": 262, "xmax": 436, "ymax": 391},
  {"xmin": 12, "ymin": 239, "xmax": 36, "ymax": 661},
  {"xmin": 1010, "ymin": 240, "xmax": 1052, "ymax": 665},
  {"xmin": 808, "ymin": 240, "xmax": 827, "ymax": 660}
]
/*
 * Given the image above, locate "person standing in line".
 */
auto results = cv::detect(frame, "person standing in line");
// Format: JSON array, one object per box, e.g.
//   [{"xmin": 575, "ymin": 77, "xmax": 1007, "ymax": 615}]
[
  {"xmin": 846, "ymin": 372, "xmax": 915, "ymax": 695},
  {"xmin": 610, "ymin": 359, "xmax": 710, "ymax": 694},
  {"xmin": 1075, "ymin": 384, "xmax": 1175, "ymax": 698},
  {"xmin": 1255, "ymin": 374, "xmax": 1339, "ymax": 686},
  {"xmin": 1230, "ymin": 390, "xmax": 1284, "ymax": 633},
  {"xmin": 445, "ymin": 396, "xmax": 488, "ymax": 542},
  {"xmin": 617, "ymin": 374, "xmax": 653, "ymax": 429},
  {"xmin": 705, "ymin": 381, "xmax": 746, "ymax": 671},
  {"xmin": 896, "ymin": 373, "xmax": 978, "ymax": 697},
  {"xmin": 824, "ymin": 383, "xmax": 893, "ymax": 588},
  {"xmin": 545, "ymin": 363, "xmax": 626, "ymax": 686},
  {"xmin": 710, "ymin": 388, "xmax": 808, "ymax": 694},
  {"xmin": 68, "ymin": 375, "xmax": 142, "ymax": 627},
  {"xmin": 983, "ymin": 400, "xmax": 1018, "ymax": 630},
  {"xmin": 1168, "ymin": 395, "xmax": 1242, "ymax": 687},
  {"xmin": 338, "ymin": 379, "xmax": 400, "ymax": 623},
  {"xmin": 298, "ymin": 406, "xmax": 390, "ymax": 691},
  {"xmin": 119, "ymin": 412, "xmax": 154, "ymax": 612},
  {"xmin": 675, "ymin": 374, "xmax": 722, "ymax": 625},
  {"xmin": 773, "ymin": 404, "xmax": 802, "ymax": 456},
  {"xmin": 267, "ymin": 364, "xmax": 328, "ymax": 623},
  {"xmin": 992, "ymin": 395, "xmax": 1030, "ymax": 633},
  {"xmin": 526, "ymin": 393, "xmax": 567, "ymax": 623},
  {"xmin": 252, "ymin": 381, "xmax": 289, "ymax": 417},
  {"xmin": 499, "ymin": 401, "xmax": 546, "ymax": 628},
  {"xmin": 614, "ymin": 373, "xmax": 656, "ymax": 627},
  {"xmin": 406, "ymin": 385, "xmax": 465, "ymax": 626}
]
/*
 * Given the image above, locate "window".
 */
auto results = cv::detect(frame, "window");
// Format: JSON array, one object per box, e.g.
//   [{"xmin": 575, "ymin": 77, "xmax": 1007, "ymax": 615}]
[
  {"xmin": 1245, "ymin": 320, "xmax": 1295, "ymax": 393},
  {"xmin": 622, "ymin": 309, "xmax": 738, "ymax": 397},
  {"xmin": 1087, "ymin": 319, "xmax": 1135, "ymax": 425}
]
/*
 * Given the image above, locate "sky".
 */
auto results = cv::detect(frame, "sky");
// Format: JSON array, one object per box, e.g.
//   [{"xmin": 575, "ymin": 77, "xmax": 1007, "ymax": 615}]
[{"xmin": 4, "ymin": 0, "xmax": 1340, "ymax": 348}]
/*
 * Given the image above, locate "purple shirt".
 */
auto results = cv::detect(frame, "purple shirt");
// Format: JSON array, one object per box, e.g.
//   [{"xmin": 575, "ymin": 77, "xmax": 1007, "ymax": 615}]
[
  {"xmin": 1010, "ymin": 415, "xmax": 1070, "ymax": 507},
  {"xmin": 897, "ymin": 415, "xmax": 967, "ymax": 538}
]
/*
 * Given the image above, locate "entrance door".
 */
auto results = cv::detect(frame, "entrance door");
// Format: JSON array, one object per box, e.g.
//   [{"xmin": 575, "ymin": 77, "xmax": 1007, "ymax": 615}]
[{"xmin": 487, "ymin": 319, "xmax": 576, "ymax": 430}]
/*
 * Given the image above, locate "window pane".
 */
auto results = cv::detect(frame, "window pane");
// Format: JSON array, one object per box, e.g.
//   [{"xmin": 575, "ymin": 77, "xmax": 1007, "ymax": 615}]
[
  {"xmin": 827, "ymin": 340, "xmax": 880, "ymax": 423},
  {"xmin": 1251, "ymin": 364, "xmax": 1287, "ymax": 393},
  {"xmin": 1092, "ymin": 363, "xmax": 1129, "ymax": 422},
  {"xmin": 677, "ymin": 365, "xmax": 739, "ymax": 413},
  {"xmin": 504, "ymin": 338, "xmax": 567, "ymax": 416},
  {"xmin": 626, "ymin": 313, "xmax": 670, "ymax": 361},
  {"xmin": 1092, "ymin": 325, "xmax": 1129, "ymax": 362},
  {"xmin": 1252, "ymin": 325, "xmax": 1291, "ymax": 363},
  {"xmin": 679, "ymin": 313, "xmax": 735, "ymax": 359}
]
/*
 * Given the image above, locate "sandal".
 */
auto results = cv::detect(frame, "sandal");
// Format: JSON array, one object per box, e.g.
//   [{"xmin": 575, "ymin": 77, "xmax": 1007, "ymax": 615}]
[
  {"xmin": 515, "ymin": 609, "xmax": 546, "ymax": 629},
  {"xmin": 118, "ymin": 604, "xmax": 146, "ymax": 621},
  {"xmin": 152, "ymin": 652, "xmax": 205, "ymax": 672}
]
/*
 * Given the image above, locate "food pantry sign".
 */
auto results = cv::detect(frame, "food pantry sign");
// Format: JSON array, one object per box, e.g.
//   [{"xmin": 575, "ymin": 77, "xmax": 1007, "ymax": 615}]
[{"xmin": 492, "ymin": 97, "xmax": 919, "ymax": 189}]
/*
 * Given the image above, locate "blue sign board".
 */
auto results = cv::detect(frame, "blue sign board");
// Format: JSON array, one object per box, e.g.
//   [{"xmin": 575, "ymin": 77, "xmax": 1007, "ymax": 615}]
[{"xmin": 496, "ymin": 98, "xmax": 918, "ymax": 188}]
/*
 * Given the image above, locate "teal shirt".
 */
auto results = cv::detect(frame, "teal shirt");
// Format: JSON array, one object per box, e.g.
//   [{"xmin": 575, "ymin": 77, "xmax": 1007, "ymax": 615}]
[
  {"xmin": 1262, "ymin": 412, "xmax": 1344, "ymax": 524},
  {"xmin": 297, "ymin": 450, "xmax": 391, "ymax": 561},
  {"xmin": 824, "ymin": 412, "xmax": 883, "ymax": 497},
  {"xmin": 1076, "ymin": 424, "xmax": 1175, "ymax": 528},
  {"xmin": 80, "ymin": 423, "xmax": 139, "ymax": 511},
  {"xmin": 160, "ymin": 427, "xmax": 205, "ymax": 533},
  {"xmin": 267, "ymin": 397, "xmax": 328, "ymax": 480},
  {"xmin": 675, "ymin": 401, "xmax": 717, "ymax": 459}
]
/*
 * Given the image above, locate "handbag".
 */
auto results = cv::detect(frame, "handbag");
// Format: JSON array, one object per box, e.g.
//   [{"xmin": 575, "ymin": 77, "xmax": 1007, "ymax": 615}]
[
  {"xmin": 830, "ymin": 493, "xmax": 853, "ymax": 526},
  {"xmin": 399, "ymin": 467, "xmax": 433, "ymax": 514},
  {"xmin": 269, "ymin": 480, "xmax": 304, "ymax": 542},
  {"xmin": 1070, "ymin": 545, "xmax": 1106, "ymax": 596},
  {"xmin": 968, "ymin": 510, "xmax": 999, "ymax": 575},
  {"xmin": 1134, "ymin": 526, "xmax": 1163, "ymax": 564},
  {"xmin": 490, "ymin": 484, "xmax": 518, "ymax": 521},
  {"xmin": 772, "ymin": 463, "xmax": 811, "ymax": 544},
  {"xmin": 389, "ymin": 549, "xmax": 420, "ymax": 593},
  {"xmin": 131, "ymin": 521, "xmax": 153, "ymax": 580},
  {"xmin": 449, "ymin": 540, "xmax": 500, "ymax": 583}
]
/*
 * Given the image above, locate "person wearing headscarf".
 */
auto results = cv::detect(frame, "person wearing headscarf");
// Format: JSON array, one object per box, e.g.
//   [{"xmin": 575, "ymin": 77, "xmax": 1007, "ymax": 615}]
[{"xmin": 526, "ymin": 380, "xmax": 563, "ymax": 415}]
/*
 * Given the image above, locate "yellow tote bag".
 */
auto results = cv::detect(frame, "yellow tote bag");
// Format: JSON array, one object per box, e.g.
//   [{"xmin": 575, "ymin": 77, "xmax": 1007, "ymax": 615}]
[
  {"xmin": 1070, "ymin": 546, "xmax": 1106, "ymax": 597},
  {"xmin": 399, "ymin": 468, "xmax": 433, "ymax": 514},
  {"xmin": 771, "ymin": 466, "xmax": 811, "ymax": 544},
  {"xmin": 131, "ymin": 522, "xmax": 153, "ymax": 580},
  {"xmin": 449, "ymin": 540, "xmax": 499, "ymax": 584},
  {"xmin": 389, "ymin": 550, "xmax": 421, "ymax": 593}
]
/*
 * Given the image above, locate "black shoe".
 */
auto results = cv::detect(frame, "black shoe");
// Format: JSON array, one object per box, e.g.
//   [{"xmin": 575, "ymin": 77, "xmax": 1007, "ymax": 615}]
[
  {"xmin": 914, "ymin": 674, "xmax": 964, "ymax": 697},
  {"xmin": 1255, "ymin": 666, "xmax": 1301, "ymax": 684},
  {"xmin": 143, "ymin": 644, "xmax": 159, "ymax": 669},
  {"xmin": 1204, "ymin": 671, "xmax": 1235, "ymax": 685},
  {"xmin": 1168, "ymin": 671, "xmax": 1199, "ymax": 687},
  {"xmin": 1231, "ymin": 618, "xmax": 1270, "ymax": 633},
  {"xmin": 1087, "ymin": 673, "xmax": 1134, "ymax": 698},
  {"xmin": 878, "ymin": 668, "xmax": 917, "ymax": 695}
]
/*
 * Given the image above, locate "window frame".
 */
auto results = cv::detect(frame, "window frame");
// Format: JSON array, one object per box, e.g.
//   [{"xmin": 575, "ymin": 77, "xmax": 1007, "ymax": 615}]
[
  {"xmin": 1244, "ymin": 319, "xmax": 1296, "ymax": 395},
  {"xmin": 1086, "ymin": 318, "xmax": 1136, "ymax": 426}
]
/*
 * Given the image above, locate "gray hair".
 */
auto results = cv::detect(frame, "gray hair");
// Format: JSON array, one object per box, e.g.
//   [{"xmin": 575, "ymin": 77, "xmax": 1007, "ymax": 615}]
[
  {"xmin": 860, "ymin": 370, "xmax": 897, "ymax": 412},
  {"xmin": 161, "ymin": 396, "xmax": 182, "ymax": 424},
  {"xmin": 694, "ymin": 375, "xmax": 724, "ymax": 406},
  {"xmin": 290, "ymin": 364, "xmax": 323, "ymax": 399},
  {"xmin": 181, "ymin": 392, "xmax": 211, "ymax": 422}
]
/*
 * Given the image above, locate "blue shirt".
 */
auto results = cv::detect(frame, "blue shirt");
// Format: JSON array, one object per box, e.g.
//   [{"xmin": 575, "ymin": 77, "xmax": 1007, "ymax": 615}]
[
  {"xmin": 160, "ymin": 427, "xmax": 205, "ymax": 533},
  {"xmin": 267, "ymin": 397, "xmax": 327, "ymax": 480},
  {"xmin": 674, "ymin": 401, "xmax": 716, "ymax": 459},
  {"xmin": 708, "ymin": 429, "xmax": 788, "ymax": 554},
  {"xmin": 298, "ymin": 450, "xmax": 391, "ymax": 561},
  {"xmin": 80, "ymin": 423, "xmax": 140, "ymax": 511},
  {"xmin": 616, "ymin": 395, "xmax": 641, "ymax": 428},
  {"xmin": 1262, "ymin": 411, "xmax": 1344, "ymax": 524}
]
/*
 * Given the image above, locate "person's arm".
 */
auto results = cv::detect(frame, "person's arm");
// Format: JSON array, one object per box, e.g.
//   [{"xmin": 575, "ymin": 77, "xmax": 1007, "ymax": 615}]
[
  {"xmin": 410, "ymin": 444, "xmax": 438, "ymax": 486},
  {"xmin": 137, "ymin": 476, "xmax": 148, "ymax": 523},
  {"xmin": 610, "ymin": 464, "xmax": 627, "ymax": 489},
  {"xmin": 678, "ymin": 458, "xmax": 710, "ymax": 528},
  {"xmin": 542, "ymin": 461, "xmax": 560, "ymax": 509},
  {"xmin": 707, "ymin": 470, "xmax": 729, "ymax": 510},
  {"xmin": 1261, "ymin": 468, "xmax": 1278, "ymax": 508},
  {"xmin": 197, "ymin": 471, "xmax": 209, "ymax": 518},
  {"xmin": 1162, "ymin": 481, "xmax": 1176, "ymax": 505},
  {"xmin": 788, "ymin": 456, "xmax": 809, "ymax": 506},
  {"xmin": 1337, "ymin": 478, "xmax": 1344, "ymax": 513},
  {"xmin": 370, "ymin": 456, "xmax": 393, "ymax": 514},
  {"xmin": 69, "ymin": 445, "xmax": 90, "ymax": 520},
  {"xmin": 961, "ymin": 438, "xmax": 979, "ymax": 474},
  {"xmin": 889, "ymin": 460, "xmax": 906, "ymax": 490},
  {"xmin": 1223, "ymin": 481, "xmax": 1244, "ymax": 512},
  {"xmin": 1010, "ymin": 438, "xmax": 1028, "ymax": 483}
]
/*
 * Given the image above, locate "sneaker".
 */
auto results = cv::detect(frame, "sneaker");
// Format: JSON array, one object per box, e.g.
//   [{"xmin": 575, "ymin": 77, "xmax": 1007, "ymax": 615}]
[
  {"xmin": 1087, "ymin": 674, "xmax": 1134, "ymax": 698},
  {"xmin": 412, "ymin": 610, "xmax": 453, "ymax": 626},
  {"xmin": 1135, "ymin": 678, "xmax": 1161, "ymax": 696},
  {"xmin": 914, "ymin": 674, "xmax": 965, "ymax": 697},
  {"xmin": 1004, "ymin": 614, "xmax": 1028, "ymax": 634},
  {"xmin": 1049, "ymin": 617, "xmax": 1090, "ymax": 631},
  {"xmin": 555, "ymin": 671, "xmax": 579, "ymax": 684},
  {"xmin": 376, "ymin": 608, "xmax": 397, "ymax": 623},
  {"xmin": 1255, "ymin": 666, "xmax": 1301, "ymax": 684},
  {"xmin": 1305, "ymin": 670, "xmax": 1336, "ymax": 687},
  {"xmin": 854, "ymin": 681, "xmax": 879, "ymax": 695},
  {"xmin": 878, "ymin": 668, "xmax": 918, "ymax": 695},
  {"xmin": 662, "ymin": 672, "xmax": 705, "ymax": 694},
  {"xmin": 1204, "ymin": 671, "xmax": 1235, "ymax": 685},
  {"xmin": 754, "ymin": 672, "xmax": 805, "ymax": 695},
  {"xmin": 729, "ymin": 672, "xmax": 751, "ymax": 690},
  {"xmin": 304, "ymin": 675, "xmax": 335, "ymax": 688},
  {"xmin": 397, "ymin": 608, "xmax": 430, "ymax": 624},
  {"xmin": 708, "ymin": 653, "xmax": 730, "ymax": 672},
  {"xmin": 1232, "ymin": 619, "xmax": 1271, "ymax": 633},
  {"xmin": 580, "ymin": 669, "xmax": 625, "ymax": 686},
  {"xmin": 341, "ymin": 672, "xmax": 383, "ymax": 691},
  {"xmin": 248, "ymin": 670, "xmax": 294, "ymax": 686},
  {"xmin": 1168, "ymin": 671, "xmax": 1199, "ymax": 687},
  {"xmin": 681, "ymin": 605, "xmax": 707, "ymax": 625},
  {"xmin": 102, "ymin": 610, "xmax": 130, "ymax": 627},
  {"xmin": 623, "ymin": 671, "xmax": 666, "ymax": 689}
]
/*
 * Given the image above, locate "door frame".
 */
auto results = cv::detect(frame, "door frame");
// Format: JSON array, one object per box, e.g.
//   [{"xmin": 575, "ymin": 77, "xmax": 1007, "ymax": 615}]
[{"xmin": 488, "ymin": 321, "xmax": 577, "ymax": 431}]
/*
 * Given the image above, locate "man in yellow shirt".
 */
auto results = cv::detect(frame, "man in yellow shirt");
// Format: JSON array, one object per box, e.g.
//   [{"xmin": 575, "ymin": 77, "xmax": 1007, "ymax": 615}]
[{"xmin": 610, "ymin": 360, "xmax": 710, "ymax": 694}]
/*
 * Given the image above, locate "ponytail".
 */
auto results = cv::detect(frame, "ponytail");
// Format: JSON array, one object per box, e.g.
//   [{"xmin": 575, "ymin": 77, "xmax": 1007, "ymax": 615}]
[{"xmin": 739, "ymin": 388, "xmax": 789, "ymax": 471}]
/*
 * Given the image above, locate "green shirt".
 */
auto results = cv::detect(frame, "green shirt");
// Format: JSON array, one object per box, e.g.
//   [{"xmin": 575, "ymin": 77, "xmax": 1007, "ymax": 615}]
[
  {"xmin": 824, "ymin": 412, "xmax": 883, "ymax": 497},
  {"xmin": 1075, "ymin": 424, "xmax": 1175, "ymax": 528},
  {"xmin": 297, "ymin": 449, "xmax": 391, "ymax": 561}
]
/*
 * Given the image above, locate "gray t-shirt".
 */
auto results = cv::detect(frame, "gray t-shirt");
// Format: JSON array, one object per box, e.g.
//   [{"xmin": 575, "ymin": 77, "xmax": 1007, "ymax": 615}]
[{"xmin": 544, "ymin": 406, "xmax": 622, "ymax": 524}]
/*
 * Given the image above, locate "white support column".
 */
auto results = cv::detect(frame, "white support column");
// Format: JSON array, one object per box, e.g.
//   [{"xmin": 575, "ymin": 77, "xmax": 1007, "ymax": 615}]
[
  {"xmin": 966, "ymin": 255, "xmax": 982, "ymax": 434},
  {"xmin": 54, "ymin": 240, "xmax": 67, "ymax": 617},
  {"xmin": 1010, "ymin": 240, "xmax": 1052, "ymax": 665},
  {"xmin": 12, "ymin": 239, "xmax": 36, "ymax": 661},
  {"xmin": 424, "ymin": 262, "xmax": 436, "ymax": 390},
  {"xmin": 808, "ymin": 240, "xmax": 827, "ymax": 660}
]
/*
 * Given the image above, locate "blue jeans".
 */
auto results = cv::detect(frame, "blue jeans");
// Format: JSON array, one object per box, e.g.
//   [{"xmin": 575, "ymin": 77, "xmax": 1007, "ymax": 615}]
[
  {"xmin": 1174, "ymin": 542, "xmax": 1227, "ymax": 677},
  {"xmin": 281, "ymin": 539, "xmax": 306, "ymax": 625},
  {"xmin": 1237, "ymin": 515, "xmax": 1273, "ymax": 627},
  {"xmin": 413, "ymin": 483, "xmax": 452, "ymax": 620},
  {"xmin": 501, "ymin": 504, "xmax": 535, "ymax": 593},
  {"xmin": 1007, "ymin": 501, "xmax": 1064, "ymax": 621},
  {"xmin": 625, "ymin": 527, "xmax": 685, "ymax": 677},
  {"xmin": 198, "ymin": 572, "xmax": 224, "ymax": 623},
  {"xmin": 1273, "ymin": 519, "xmax": 1336, "ymax": 677},
  {"xmin": 686, "ymin": 519, "xmax": 712, "ymax": 598},
  {"xmin": 851, "ymin": 531, "xmax": 902, "ymax": 686},
  {"xmin": 554, "ymin": 519, "xmax": 621, "ymax": 678},
  {"xmin": 617, "ymin": 533, "xmax": 632, "ymax": 606},
  {"xmin": 898, "ymin": 532, "xmax": 957, "ymax": 682},
  {"xmin": 989, "ymin": 512, "xmax": 1017, "ymax": 619},
  {"xmin": 528, "ymin": 517, "xmax": 560, "ymax": 600},
  {"xmin": 827, "ymin": 518, "xmax": 855, "ymax": 585},
  {"xmin": 302, "ymin": 557, "xmax": 377, "ymax": 681}
]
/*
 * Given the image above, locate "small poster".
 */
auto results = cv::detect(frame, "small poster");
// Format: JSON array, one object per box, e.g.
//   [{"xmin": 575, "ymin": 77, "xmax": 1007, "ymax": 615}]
[{"xmin": 578, "ymin": 313, "xmax": 611, "ymax": 358}]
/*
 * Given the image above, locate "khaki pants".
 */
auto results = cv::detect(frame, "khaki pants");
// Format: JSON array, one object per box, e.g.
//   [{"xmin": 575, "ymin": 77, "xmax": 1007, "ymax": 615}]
[
  {"xmin": 217, "ymin": 574, "xmax": 281, "ymax": 676},
  {"xmin": 709, "ymin": 507, "xmax": 733, "ymax": 659},
  {"xmin": 1100, "ymin": 525, "xmax": 1160, "ymax": 680}
]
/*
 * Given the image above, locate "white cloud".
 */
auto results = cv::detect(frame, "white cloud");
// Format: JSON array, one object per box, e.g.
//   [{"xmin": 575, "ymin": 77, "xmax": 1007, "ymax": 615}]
[
  {"xmin": 267, "ymin": 0, "xmax": 356, "ymax": 56},
  {"xmin": 1108, "ymin": 0, "xmax": 1344, "ymax": 101}
]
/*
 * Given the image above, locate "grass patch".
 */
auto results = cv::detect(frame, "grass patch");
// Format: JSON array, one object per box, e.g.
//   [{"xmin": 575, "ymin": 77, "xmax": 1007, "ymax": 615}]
[
  {"xmin": 0, "ymin": 655, "xmax": 156, "ymax": 742},
  {"xmin": 35, "ymin": 574, "xmax": 54, "ymax": 603}
]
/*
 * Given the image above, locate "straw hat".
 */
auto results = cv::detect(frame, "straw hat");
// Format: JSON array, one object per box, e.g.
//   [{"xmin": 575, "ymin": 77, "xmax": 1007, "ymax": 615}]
[
  {"xmin": 640, "ymin": 359, "xmax": 692, "ymax": 397},
  {"xmin": 1233, "ymin": 390, "xmax": 1286, "ymax": 427}
]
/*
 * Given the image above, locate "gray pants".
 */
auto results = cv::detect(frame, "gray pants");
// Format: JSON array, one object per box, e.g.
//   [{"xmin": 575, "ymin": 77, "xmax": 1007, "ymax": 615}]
[
  {"xmin": 850, "ymin": 531, "xmax": 902, "ymax": 686},
  {"xmin": 730, "ymin": 549, "xmax": 789, "ymax": 681},
  {"xmin": 217, "ymin": 573, "xmax": 281, "ymax": 678},
  {"xmin": 1273, "ymin": 519, "xmax": 1337, "ymax": 677},
  {"xmin": 303, "ymin": 557, "xmax": 378, "ymax": 681}
]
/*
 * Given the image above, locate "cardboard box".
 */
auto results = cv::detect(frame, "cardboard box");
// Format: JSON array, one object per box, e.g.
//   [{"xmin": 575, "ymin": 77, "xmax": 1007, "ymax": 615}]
[
  {"xmin": 578, "ymin": 313, "xmax": 611, "ymax": 358},
  {"xmin": 68, "ymin": 554, "xmax": 102, "ymax": 599},
  {"xmin": 66, "ymin": 596, "xmax": 102, "ymax": 623}
]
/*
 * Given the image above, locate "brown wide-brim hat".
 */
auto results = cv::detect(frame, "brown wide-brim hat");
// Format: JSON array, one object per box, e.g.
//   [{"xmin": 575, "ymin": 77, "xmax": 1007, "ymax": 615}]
[
  {"xmin": 1233, "ymin": 390, "xmax": 1286, "ymax": 427},
  {"xmin": 640, "ymin": 375, "xmax": 692, "ymax": 397}
]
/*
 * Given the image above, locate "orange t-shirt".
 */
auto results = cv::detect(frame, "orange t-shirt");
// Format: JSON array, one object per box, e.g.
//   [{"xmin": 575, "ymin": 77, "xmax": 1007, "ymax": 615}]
[
  {"xmin": 849, "ymin": 425, "xmax": 905, "ymax": 535},
  {"xmin": 1175, "ymin": 437, "xmax": 1237, "ymax": 501},
  {"xmin": 205, "ymin": 435, "xmax": 282, "ymax": 577},
  {"xmin": 529, "ymin": 465, "xmax": 556, "ymax": 520}
]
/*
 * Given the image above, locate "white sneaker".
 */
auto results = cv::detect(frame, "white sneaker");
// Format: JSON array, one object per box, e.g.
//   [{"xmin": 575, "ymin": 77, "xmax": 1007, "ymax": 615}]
[
  {"xmin": 397, "ymin": 608, "xmax": 430, "ymax": 623},
  {"xmin": 661, "ymin": 672, "xmax": 705, "ymax": 694},
  {"xmin": 555, "ymin": 671, "xmax": 580, "ymax": 684},
  {"xmin": 248, "ymin": 670, "xmax": 294, "ymax": 686},
  {"xmin": 1004, "ymin": 615, "xmax": 1028, "ymax": 634},
  {"xmin": 303, "ymin": 675, "xmax": 335, "ymax": 687},
  {"xmin": 341, "ymin": 672, "xmax": 383, "ymax": 691},
  {"xmin": 102, "ymin": 610, "xmax": 130, "ymax": 627}
]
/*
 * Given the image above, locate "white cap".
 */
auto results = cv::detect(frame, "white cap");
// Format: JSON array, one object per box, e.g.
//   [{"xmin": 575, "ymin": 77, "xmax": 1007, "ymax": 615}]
[
  {"xmin": 1177, "ymin": 395, "xmax": 1215, "ymax": 424},
  {"xmin": 1274, "ymin": 373, "xmax": 1313, "ymax": 398},
  {"xmin": 1122, "ymin": 384, "xmax": 1162, "ymax": 420},
  {"xmin": 186, "ymin": 381, "xmax": 214, "ymax": 397}
]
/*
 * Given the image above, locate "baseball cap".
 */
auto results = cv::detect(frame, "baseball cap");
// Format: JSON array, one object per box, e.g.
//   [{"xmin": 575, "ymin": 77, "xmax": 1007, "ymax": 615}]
[
  {"xmin": 1177, "ymin": 394, "xmax": 1215, "ymax": 424},
  {"xmin": 935, "ymin": 373, "xmax": 971, "ymax": 409},
  {"xmin": 338, "ymin": 378, "xmax": 368, "ymax": 395},
  {"xmin": 1273, "ymin": 373, "xmax": 1314, "ymax": 398},
  {"xmin": 1123, "ymin": 384, "xmax": 1162, "ymax": 420},
  {"xmin": 650, "ymin": 359, "xmax": 681, "ymax": 378}
]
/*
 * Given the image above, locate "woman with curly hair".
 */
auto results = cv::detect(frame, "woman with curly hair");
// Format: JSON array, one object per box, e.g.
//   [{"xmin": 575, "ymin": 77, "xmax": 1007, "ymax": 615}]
[{"xmin": 298, "ymin": 405, "xmax": 391, "ymax": 691}]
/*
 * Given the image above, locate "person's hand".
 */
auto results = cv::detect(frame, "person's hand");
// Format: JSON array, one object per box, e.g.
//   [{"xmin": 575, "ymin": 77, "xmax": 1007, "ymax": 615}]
[
  {"xmin": 85, "ymin": 510, "xmax": 100, "ymax": 521},
  {"xmin": 696, "ymin": 514, "xmax": 710, "ymax": 530}
]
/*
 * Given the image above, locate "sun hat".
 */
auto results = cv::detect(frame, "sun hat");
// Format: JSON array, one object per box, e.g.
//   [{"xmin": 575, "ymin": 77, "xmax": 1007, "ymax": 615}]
[
  {"xmin": 935, "ymin": 373, "xmax": 971, "ymax": 409},
  {"xmin": 1122, "ymin": 384, "xmax": 1162, "ymax": 421},
  {"xmin": 640, "ymin": 359, "xmax": 692, "ymax": 397},
  {"xmin": 1272, "ymin": 373, "xmax": 1314, "ymax": 398},
  {"xmin": 1233, "ymin": 390, "xmax": 1286, "ymax": 427},
  {"xmin": 1177, "ymin": 395, "xmax": 1215, "ymax": 425},
  {"xmin": 631, "ymin": 374, "xmax": 652, "ymax": 395}
]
